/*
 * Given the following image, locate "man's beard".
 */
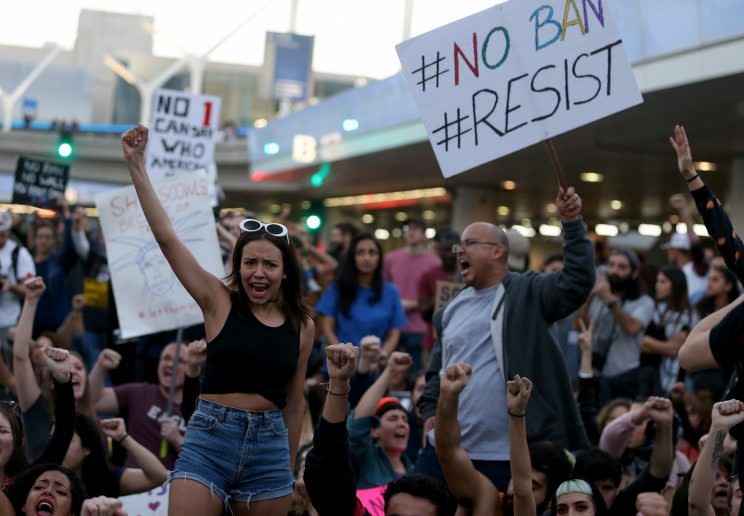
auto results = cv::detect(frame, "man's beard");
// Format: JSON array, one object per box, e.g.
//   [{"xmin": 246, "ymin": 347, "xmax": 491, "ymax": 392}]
[
  {"xmin": 608, "ymin": 274, "xmax": 635, "ymax": 294},
  {"xmin": 328, "ymin": 243, "xmax": 344, "ymax": 260}
]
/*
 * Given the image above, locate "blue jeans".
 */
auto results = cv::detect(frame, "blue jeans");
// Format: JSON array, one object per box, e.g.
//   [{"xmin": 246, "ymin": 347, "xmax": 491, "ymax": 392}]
[
  {"xmin": 414, "ymin": 442, "xmax": 511, "ymax": 491},
  {"xmin": 399, "ymin": 332, "xmax": 424, "ymax": 373},
  {"xmin": 169, "ymin": 398, "xmax": 294, "ymax": 507}
]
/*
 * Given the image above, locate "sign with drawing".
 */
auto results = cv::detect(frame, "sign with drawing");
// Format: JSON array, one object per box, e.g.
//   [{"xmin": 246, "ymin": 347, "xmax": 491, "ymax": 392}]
[
  {"xmin": 396, "ymin": 0, "xmax": 642, "ymax": 177},
  {"xmin": 95, "ymin": 173, "xmax": 224, "ymax": 338}
]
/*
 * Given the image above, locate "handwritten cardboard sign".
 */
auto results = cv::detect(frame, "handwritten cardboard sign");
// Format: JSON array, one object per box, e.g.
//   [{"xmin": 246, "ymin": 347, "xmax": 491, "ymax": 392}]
[
  {"xmin": 396, "ymin": 0, "xmax": 642, "ymax": 177},
  {"xmin": 12, "ymin": 157, "xmax": 69, "ymax": 207},
  {"xmin": 146, "ymin": 89, "xmax": 221, "ymax": 184},
  {"xmin": 119, "ymin": 483, "xmax": 168, "ymax": 515},
  {"xmin": 95, "ymin": 172, "xmax": 224, "ymax": 338},
  {"xmin": 435, "ymin": 280, "xmax": 465, "ymax": 313}
]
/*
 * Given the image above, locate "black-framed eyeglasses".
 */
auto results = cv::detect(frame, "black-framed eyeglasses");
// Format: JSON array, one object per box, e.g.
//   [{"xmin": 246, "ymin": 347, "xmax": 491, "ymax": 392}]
[
  {"xmin": 239, "ymin": 219, "xmax": 290, "ymax": 243},
  {"xmin": 451, "ymin": 240, "xmax": 503, "ymax": 253}
]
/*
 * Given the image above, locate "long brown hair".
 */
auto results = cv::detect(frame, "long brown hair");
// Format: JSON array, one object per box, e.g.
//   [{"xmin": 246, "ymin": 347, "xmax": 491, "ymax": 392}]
[
  {"xmin": 40, "ymin": 351, "xmax": 96, "ymax": 421},
  {"xmin": 0, "ymin": 404, "xmax": 29, "ymax": 477},
  {"xmin": 227, "ymin": 229, "xmax": 309, "ymax": 334}
]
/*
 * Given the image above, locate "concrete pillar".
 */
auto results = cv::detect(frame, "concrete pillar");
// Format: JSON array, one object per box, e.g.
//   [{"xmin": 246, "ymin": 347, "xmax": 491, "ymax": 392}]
[{"xmin": 451, "ymin": 186, "xmax": 503, "ymax": 233}]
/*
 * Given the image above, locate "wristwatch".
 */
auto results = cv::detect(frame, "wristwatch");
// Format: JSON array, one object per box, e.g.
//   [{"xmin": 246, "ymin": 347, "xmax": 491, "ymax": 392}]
[{"xmin": 606, "ymin": 298, "xmax": 619, "ymax": 310}]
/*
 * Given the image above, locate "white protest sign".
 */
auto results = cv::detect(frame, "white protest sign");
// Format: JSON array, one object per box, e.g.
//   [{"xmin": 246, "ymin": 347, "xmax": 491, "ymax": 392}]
[
  {"xmin": 95, "ymin": 173, "xmax": 224, "ymax": 339},
  {"xmin": 396, "ymin": 0, "xmax": 642, "ymax": 177},
  {"xmin": 119, "ymin": 483, "xmax": 168, "ymax": 515},
  {"xmin": 146, "ymin": 89, "xmax": 221, "ymax": 184}
]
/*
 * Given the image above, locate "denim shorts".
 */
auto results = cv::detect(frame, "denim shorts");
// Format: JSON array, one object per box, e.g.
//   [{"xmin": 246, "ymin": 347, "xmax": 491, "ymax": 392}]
[{"xmin": 169, "ymin": 398, "xmax": 294, "ymax": 507}]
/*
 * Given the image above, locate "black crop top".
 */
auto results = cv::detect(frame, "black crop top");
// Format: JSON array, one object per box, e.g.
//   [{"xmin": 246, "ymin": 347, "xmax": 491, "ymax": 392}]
[{"xmin": 202, "ymin": 302, "xmax": 300, "ymax": 409}]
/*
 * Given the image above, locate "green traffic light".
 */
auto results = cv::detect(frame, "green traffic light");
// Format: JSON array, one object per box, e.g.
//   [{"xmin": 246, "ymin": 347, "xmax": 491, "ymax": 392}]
[
  {"xmin": 57, "ymin": 142, "xmax": 73, "ymax": 158},
  {"xmin": 306, "ymin": 215, "xmax": 322, "ymax": 230}
]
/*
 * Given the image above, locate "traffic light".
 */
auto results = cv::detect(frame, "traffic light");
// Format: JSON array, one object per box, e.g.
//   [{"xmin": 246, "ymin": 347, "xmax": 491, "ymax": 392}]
[
  {"xmin": 305, "ymin": 200, "xmax": 325, "ymax": 232},
  {"xmin": 309, "ymin": 163, "xmax": 331, "ymax": 188},
  {"xmin": 56, "ymin": 130, "xmax": 73, "ymax": 159}
]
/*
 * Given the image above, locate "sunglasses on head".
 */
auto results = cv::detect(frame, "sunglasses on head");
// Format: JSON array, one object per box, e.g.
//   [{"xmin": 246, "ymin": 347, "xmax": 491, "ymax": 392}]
[{"xmin": 239, "ymin": 219, "xmax": 289, "ymax": 242}]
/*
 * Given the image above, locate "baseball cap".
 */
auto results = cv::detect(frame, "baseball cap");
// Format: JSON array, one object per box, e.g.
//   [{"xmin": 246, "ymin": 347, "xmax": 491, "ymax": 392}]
[
  {"xmin": 661, "ymin": 233, "xmax": 691, "ymax": 251},
  {"xmin": 375, "ymin": 396, "xmax": 405, "ymax": 417},
  {"xmin": 403, "ymin": 216, "xmax": 426, "ymax": 230},
  {"xmin": 506, "ymin": 228, "xmax": 530, "ymax": 271},
  {"xmin": 0, "ymin": 211, "xmax": 12, "ymax": 232}
]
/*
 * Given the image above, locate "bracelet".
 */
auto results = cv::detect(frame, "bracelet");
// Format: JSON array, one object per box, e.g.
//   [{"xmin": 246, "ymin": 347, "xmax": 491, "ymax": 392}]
[
  {"xmin": 686, "ymin": 173, "xmax": 700, "ymax": 183},
  {"xmin": 326, "ymin": 384, "xmax": 351, "ymax": 396},
  {"xmin": 508, "ymin": 410, "xmax": 525, "ymax": 418},
  {"xmin": 117, "ymin": 433, "xmax": 130, "ymax": 444}
]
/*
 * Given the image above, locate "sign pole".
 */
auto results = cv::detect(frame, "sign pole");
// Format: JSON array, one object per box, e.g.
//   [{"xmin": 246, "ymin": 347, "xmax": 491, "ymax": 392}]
[
  {"xmin": 160, "ymin": 327, "xmax": 183, "ymax": 459},
  {"xmin": 543, "ymin": 138, "xmax": 566, "ymax": 190}
]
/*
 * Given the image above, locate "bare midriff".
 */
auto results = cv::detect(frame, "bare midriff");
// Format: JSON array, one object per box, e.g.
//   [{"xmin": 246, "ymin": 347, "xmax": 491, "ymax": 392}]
[{"xmin": 200, "ymin": 393, "xmax": 278, "ymax": 411}]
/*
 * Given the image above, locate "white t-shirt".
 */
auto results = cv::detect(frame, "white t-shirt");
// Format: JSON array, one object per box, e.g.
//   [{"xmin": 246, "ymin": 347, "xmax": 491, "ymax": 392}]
[
  {"xmin": 683, "ymin": 261, "xmax": 708, "ymax": 302},
  {"xmin": 590, "ymin": 294, "xmax": 655, "ymax": 378},
  {"xmin": 0, "ymin": 239, "xmax": 35, "ymax": 328}
]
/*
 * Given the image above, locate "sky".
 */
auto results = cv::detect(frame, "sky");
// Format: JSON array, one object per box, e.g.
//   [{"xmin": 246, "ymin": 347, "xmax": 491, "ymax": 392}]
[{"xmin": 0, "ymin": 0, "xmax": 506, "ymax": 79}]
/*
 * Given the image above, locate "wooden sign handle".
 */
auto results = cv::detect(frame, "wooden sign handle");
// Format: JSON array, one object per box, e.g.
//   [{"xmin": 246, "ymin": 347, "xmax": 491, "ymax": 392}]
[{"xmin": 543, "ymin": 139, "xmax": 566, "ymax": 190}]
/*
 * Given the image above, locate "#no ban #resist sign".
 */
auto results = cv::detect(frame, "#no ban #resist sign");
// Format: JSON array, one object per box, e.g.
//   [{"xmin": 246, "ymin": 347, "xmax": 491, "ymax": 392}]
[{"xmin": 396, "ymin": 0, "xmax": 642, "ymax": 177}]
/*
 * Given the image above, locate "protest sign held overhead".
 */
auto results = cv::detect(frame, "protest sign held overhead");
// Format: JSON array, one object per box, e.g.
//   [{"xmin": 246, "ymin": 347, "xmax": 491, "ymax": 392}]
[
  {"xmin": 95, "ymin": 172, "xmax": 224, "ymax": 339},
  {"xmin": 146, "ymin": 89, "xmax": 222, "ymax": 183},
  {"xmin": 12, "ymin": 157, "xmax": 69, "ymax": 207},
  {"xmin": 396, "ymin": 0, "xmax": 642, "ymax": 177}
]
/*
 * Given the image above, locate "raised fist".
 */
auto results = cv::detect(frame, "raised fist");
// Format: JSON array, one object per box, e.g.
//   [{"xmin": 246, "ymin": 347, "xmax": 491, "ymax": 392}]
[
  {"xmin": 712, "ymin": 399, "xmax": 744, "ymax": 431},
  {"xmin": 326, "ymin": 343, "xmax": 359, "ymax": 383},
  {"xmin": 121, "ymin": 124, "xmax": 149, "ymax": 162},
  {"xmin": 506, "ymin": 375, "xmax": 533, "ymax": 416},
  {"xmin": 440, "ymin": 363, "xmax": 472, "ymax": 396}
]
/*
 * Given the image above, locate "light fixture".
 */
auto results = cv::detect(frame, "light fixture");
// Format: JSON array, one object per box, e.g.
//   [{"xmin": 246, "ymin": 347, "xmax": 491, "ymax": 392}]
[
  {"xmin": 539, "ymin": 224, "xmax": 561, "ymax": 237},
  {"xmin": 610, "ymin": 200, "xmax": 622, "ymax": 210},
  {"xmin": 342, "ymin": 118, "xmax": 359, "ymax": 131},
  {"xmin": 511, "ymin": 225, "xmax": 536, "ymax": 238},
  {"xmin": 520, "ymin": 218, "xmax": 532, "ymax": 227},
  {"xmin": 392, "ymin": 228, "xmax": 402, "ymax": 238},
  {"xmin": 619, "ymin": 222, "xmax": 629, "ymax": 233},
  {"xmin": 361, "ymin": 213, "xmax": 374, "ymax": 224},
  {"xmin": 595, "ymin": 224, "xmax": 619, "ymax": 236},
  {"xmin": 638, "ymin": 224, "xmax": 662, "ymax": 237},
  {"xmin": 423, "ymin": 209, "xmax": 435, "ymax": 220},
  {"xmin": 662, "ymin": 222, "xmax": 672, "ymax": 233},
  {"xmin": 502, "ymin": 180, "xmax": 517, "ymax": 190},
  {"xmin": 693, "ymin": 224, "xmax": 709, "ymax": 236},
  {"xmin": 263, "ymin": 142, "xmax": 280, "ymax": 155},
  {"xmin": 497, "ymin": 206, "xmax": 510, "ymax": 216},
  {"xmin": 375, "ymin": 229, "xmax": 390, "ymax": 240},
  {"xmin": 300, "ymin": 200, "xmax": 311, "ymax": 210},
  {"xmin": 324, "ymin": 188, "xmax": 448, "ymax": 208},
  {"xmin": 394, "ymin": 211, "xmax": 408, "ymax": 222},
  {"xmin": 253, "ymin": 118, "xmax": 268, "ymax": 128},
  {"xmin": 676, "ymin": 223, "xmax": 687, "ymax": 234},
  {"xmin": 425, "ymin": 228, "xmax": 436, "ymax": 239},
  {"xmin": 545, "ymin": 203, "xmax": 557, "ymax": 214},
  {"xmin": 694, "ymin": 161, "xmax": 717, "ymax": 172},
  {"xmin": 580, "ymin": 171, "xmax": 604, "ymax": 183}
]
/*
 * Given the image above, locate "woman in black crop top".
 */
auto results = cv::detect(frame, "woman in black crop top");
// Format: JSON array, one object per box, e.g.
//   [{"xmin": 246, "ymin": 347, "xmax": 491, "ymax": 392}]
[{"xmin": 122, "ymin": 126, "xmax": 314, "ymax": 516}]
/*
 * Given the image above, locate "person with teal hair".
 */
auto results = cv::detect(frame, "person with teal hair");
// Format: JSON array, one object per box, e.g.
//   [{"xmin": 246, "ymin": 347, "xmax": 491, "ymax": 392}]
[{"xmin": 554, "ymin": 479, "xmax": 597, "ymax": 515}]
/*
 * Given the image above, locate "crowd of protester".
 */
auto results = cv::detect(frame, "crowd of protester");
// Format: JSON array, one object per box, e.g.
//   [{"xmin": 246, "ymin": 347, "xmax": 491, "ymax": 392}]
[{"xmin": 0, "ymin": 123, "xmax": 741, "ymax": 515}]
